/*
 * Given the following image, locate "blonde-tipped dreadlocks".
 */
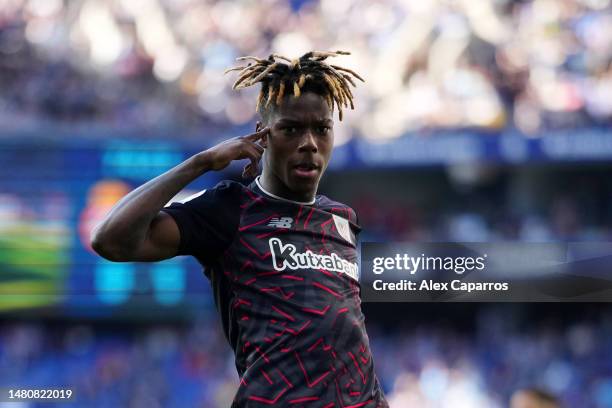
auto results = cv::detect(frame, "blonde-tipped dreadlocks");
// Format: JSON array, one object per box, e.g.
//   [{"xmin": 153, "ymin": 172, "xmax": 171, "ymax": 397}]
[{"xmin": 224, "ymin": 50, "xmax": 364, "ymax": 121}]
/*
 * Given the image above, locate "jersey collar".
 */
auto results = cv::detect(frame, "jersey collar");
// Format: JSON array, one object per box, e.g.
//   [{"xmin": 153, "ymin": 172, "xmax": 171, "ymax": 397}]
[{"xmin": 254, "ymin": 176, "xmax": 316, "ymax": 206}]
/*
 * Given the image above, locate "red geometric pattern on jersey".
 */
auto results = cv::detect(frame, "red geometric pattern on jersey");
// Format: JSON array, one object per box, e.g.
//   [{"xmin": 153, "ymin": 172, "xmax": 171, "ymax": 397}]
[{"xmin": 213, "ymin": 182, "xmax": 388, "ymax": 408}]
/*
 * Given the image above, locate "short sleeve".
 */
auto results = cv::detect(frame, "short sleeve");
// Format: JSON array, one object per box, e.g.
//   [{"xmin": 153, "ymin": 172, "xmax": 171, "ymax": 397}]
[
  {"xmin": 161, "ymin": 180, "xmax": 242, "ymax": 262},
  {"xmin": 348, "ymin": 206, "xmax": 362, "ymax": 240}
]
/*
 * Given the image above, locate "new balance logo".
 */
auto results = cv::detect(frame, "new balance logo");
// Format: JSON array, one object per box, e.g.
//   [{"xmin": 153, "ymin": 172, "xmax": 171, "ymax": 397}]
[{"xmin": 267, "ymin": 217, "xmax": 293, "ymax": 228}]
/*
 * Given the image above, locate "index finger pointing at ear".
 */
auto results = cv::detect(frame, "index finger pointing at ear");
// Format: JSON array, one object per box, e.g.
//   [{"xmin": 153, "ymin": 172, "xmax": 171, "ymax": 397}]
[{"xmin": 245, "ymin": 127, "xmax": 269, "ymax": 141}]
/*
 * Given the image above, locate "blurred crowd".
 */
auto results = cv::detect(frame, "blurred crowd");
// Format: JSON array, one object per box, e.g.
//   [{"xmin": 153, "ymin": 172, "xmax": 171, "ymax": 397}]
[
  {"xmin": 375, "ymin": 305, "xmax": 612, "ymax": 408},
  {"xmin": 355, "ymin": 190, "xmax": 611, "ymax": 243},
  {"xmin": 1, "ymin": 0, "xmax": 612, "ymax": 138},
  {"xmin": 341, "ymin": 167, "xmax": 612, "ymax": 243},
  {"xmin": 1, "ymin": 306, "xmax": 611, "ymax": 407}
]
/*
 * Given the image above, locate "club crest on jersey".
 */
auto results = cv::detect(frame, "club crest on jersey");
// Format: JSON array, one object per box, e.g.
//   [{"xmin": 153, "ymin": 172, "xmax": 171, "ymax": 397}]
[
  {"xmin": 333, "ymin": 214, "xmax": 354, "ymax": 245},
  {"xmin": 267, "ymin": 217, "xmax": 293, "ymax": 228},
  {"xmin": 268, "ymin": 238, "xmax": 359, "ymax": 281}
]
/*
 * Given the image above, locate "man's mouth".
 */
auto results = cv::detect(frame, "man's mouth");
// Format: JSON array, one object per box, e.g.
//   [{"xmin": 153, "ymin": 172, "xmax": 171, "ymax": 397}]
[
  {"xmin": 294, "ymin": 163, "xmax": 318, "ymax": 171},
  {"xmin": 292, "ymin": 162, "xmax": 319, "ymax": 178}
]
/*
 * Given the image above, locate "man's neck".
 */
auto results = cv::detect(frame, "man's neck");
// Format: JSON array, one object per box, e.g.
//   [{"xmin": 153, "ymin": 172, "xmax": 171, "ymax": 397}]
[{"xmin": 257, "ymin": 173, "xmax": 316, "ymax": 204}]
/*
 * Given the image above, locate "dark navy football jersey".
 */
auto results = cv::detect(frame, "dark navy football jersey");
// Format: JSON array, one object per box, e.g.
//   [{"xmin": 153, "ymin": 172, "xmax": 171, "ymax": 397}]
[{"xmin": 162, "ymin": 177, "xmax": 388, "ymax": 408}]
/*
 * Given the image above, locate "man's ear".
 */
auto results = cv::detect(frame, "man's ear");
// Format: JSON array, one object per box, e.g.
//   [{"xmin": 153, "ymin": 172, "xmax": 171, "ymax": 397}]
[{"xmin": 256, "ymin": 121, "xmax": 268, "ymax": 148}]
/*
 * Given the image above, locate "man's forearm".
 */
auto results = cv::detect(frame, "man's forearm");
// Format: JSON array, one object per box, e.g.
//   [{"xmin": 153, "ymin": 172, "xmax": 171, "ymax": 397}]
[{"xmin": 91, "ymin": 151, "xmax": 211, "ymax": 254}]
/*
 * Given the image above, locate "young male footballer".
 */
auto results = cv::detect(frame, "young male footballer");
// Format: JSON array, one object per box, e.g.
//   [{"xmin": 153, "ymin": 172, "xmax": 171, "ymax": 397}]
[{"xmin": 92, "ymin": 50, "xmax": 389, "ymax": 408}]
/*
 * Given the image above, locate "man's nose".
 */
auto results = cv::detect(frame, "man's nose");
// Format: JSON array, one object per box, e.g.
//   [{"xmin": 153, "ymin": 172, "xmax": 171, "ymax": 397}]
[{"xmin": 298, "ymin": 130, "xmax": 317, "ymax": 152}]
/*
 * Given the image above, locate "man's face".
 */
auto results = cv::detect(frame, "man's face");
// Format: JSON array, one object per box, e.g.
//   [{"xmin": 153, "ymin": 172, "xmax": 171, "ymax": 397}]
[{"xmin": 258, "ymin": 91, "xmax": 334, "ymax": 196}]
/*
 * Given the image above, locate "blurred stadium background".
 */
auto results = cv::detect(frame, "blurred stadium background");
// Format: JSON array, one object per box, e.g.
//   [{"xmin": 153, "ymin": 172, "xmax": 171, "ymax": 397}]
[{"xmin": 1, "ymin": 0, "xmax": 612, "ymax": 406}]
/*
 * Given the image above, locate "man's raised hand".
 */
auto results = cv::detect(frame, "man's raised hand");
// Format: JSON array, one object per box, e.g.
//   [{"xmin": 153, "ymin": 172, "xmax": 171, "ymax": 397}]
[{"xmin": 202, "ymin": 127, "xmax": 269, "ymax": 178}]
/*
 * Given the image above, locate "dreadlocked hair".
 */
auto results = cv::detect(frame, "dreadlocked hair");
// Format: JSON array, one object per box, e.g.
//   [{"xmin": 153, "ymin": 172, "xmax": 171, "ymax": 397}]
[{"xmin": 223, "ymin": 50, "xmax": 364, "ymax": 122}]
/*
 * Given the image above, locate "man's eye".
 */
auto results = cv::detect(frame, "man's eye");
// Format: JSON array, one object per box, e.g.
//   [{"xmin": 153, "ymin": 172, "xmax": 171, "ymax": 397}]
[
  {"xmin": 284, "ymin": 127, "xmax": 298, "ymax": 134},
  {"xmin": 318, "ymin": 126, "xmax": 331, "ymax": 134}
]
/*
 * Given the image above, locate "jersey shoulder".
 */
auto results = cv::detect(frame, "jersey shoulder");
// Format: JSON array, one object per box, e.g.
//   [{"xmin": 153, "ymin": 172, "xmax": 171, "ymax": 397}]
[
  {"xmin": 316, "ymin": 194, "xmax": 360, "ymax": 226},
  {"xmin": 178, "ymin": 179, "xmax": 245, "ymax": 205},
  {"xmin": 161, "ymin": 179, "xmax": 246, "ymax": 259},
  {"xmin": 211, "ymin": 178, "xmax": 246, "ymax": 196}
]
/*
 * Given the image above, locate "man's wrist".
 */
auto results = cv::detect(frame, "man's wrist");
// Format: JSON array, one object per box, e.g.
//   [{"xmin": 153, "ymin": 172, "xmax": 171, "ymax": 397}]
[{"xmin": 190, "ymin": 151, "xmax": 213, "ymax": 175}]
